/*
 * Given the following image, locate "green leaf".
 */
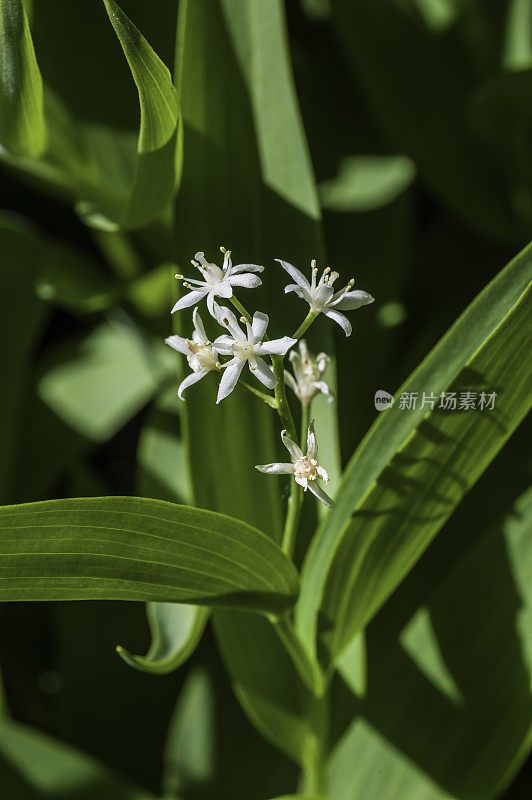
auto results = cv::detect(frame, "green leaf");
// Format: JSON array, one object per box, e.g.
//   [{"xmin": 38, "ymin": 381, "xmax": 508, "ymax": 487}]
[
  {"xmin": 297, "ymin": 240, "xmax": 532, "ymax": 668},
  {"xmin": 117, "ymin": 602, "xmax": 209, "ymax": 674},
  {"xmin": 327, "ymin": 486, "xmax": 532, "ymax": 799},
  {"xmin": 38, "ymin": 317, "xmax": 173, "ymax": 442},
  {"xmin": 0, "ymin": 0, "xmax": 46, "ymax": 157},
  {"xmin": 319, "ymin": 155, "xmax": 416, "ymax": 212},
  {"xmin": 175, "ymin": 0, "xmax": 330, "ymax": 764},
  {"xmin": 83, "ymin": 0, "xmax": 180, "ymax": 231},
  {"xmin": 0, "ymin": 718, "xmax": 157, "ymax": 798},
  {"xmin": 0, "ymin": 496, "xmax": 299, "ymax": 614}
]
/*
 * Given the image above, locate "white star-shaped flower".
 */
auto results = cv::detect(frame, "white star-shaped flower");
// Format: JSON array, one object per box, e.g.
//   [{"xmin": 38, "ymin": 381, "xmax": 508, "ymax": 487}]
[
  {"xmin": 255, "ymin": 421, "xmax": 335, "ymax": 507},
  {"xmin": 285, "ymin": 339, "xmax": 333, "ymax": 406},
  {"xmin": 213, "ymin": 306, "xmax": 296, "ymax": 404},
  {"xmin": 277, "ymin": 258, "xmax": 374, "ymax": 336},
  {"xmin": 165, "ymin": 308, "xmax": 221, "ymax": 400},
  {"xmin": 172, "ymin": 247, "xmax": 264, "ymax": 316}
]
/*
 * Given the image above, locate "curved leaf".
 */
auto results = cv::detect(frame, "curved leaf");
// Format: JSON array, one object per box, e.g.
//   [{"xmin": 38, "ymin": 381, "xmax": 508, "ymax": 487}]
[
  {"xmin": 76, "ymin": 0, "xmax": 180, "ymax": 230},
  {"xmin": 297, "ymin": 241, "xmax": 532, "ymax": 667},
  {"xmin": 0, "ymin": 496, "xmax": 299, "ymax": 614},
  {"xmin": 0, "ymin": 0, "xmax": 46, "ymax": 157},
  {"xmin": 117, "ymin": 602, "xmax": 209, "ymax": 674}
]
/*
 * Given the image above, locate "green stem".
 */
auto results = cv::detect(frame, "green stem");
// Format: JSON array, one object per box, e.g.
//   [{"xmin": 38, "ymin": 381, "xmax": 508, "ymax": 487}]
[
  {"xmin": 292, "ymin": 310, "xmax": 318, "ymax": 340},
  {"xmin": 229, "ymin": 295, "xmax": 252, "ymax": 323},
  {"xmin": 271, "ymin": 355, "xmax": 297, "ymax": 440},
  {"xmin": 302, "ymin": 755, "xmax": 325, "ymax": 795},
  {"xmin": 281, "ymin": 403, "xmax": 309, "ymax": 557}
]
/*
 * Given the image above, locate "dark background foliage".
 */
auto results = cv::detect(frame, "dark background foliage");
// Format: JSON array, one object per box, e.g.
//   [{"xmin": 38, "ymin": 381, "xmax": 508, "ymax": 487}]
[{"xmin": 0, "ymin": 0, "xmax": 530, "ymax": 798}]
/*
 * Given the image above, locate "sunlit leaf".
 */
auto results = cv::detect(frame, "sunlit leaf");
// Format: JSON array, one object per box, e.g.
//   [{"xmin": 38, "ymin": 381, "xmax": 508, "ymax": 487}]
[
  {"xmin": 327, "ymin": 486, "xmax": 532, "ymax": 799},
  {"xmin": 0, "ymin": 0, "xmax": 46, "ymax": 157},
  {"xmin": 0, "ymin": 496, "xmax": 299, "ymax": 614},
  {"xmin": 297, "ymin": 240, "xmax": 532, "ymax": 668}
]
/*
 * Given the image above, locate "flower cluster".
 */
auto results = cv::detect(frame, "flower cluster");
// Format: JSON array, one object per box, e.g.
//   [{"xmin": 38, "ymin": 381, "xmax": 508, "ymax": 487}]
[{"xmin": 167, "ymin": 247, "xmax": 374, "ymax": 505}]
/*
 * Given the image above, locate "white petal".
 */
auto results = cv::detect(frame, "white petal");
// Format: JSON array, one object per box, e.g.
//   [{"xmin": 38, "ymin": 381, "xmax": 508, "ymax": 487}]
[
  {"xmin": 258, "ymin": 336, "xmax": 297, "ymax": 356},
  {"xmin": 212, "ymin": 334, "xmax": 235, "ymax": 355},
  {"xmin": 214, "ymin": 306, "xmax": 246, "ymax": 340},
  {"xmin": 307, "ymin": 481, "xmax": 335, "ymax": 507},
  {"xmin": 307, "ymin": 420, "xmax": 318, "ymax": 459},
  {"xmin": 276, "ymin": 258, "xmax": 311, "ymax": 291},
  {"xmin": 216, "ymin": 359, "xmax": 245, "ymax": 403},
  {"xmin": 213, "ymin": 281, "xmax": 234, "ymax": 298},
  {"xmin": 251, "ymin": 311, "xmax": 269, "ymax": 342},
  {"xmin": 316, "ymin": 353, "xmax": 330, "ymax": 373},
  {"xmin": 331, "ymin": 290, "xmax": 374, "ymax": 311},
  {"xmin": 177, "ymin": 370, "xmax": 206, "ymax": 400},
  {"xmin": 165, "ymin": 335, "xmax": 190, "ymax": 355},
  {"xmin": 313, "ymin": 380, "xmax": 333, "ymax": 399},
  {"xmin": 171, "ymin": 290, "xmax": 207, "ymax": 313},
  {"xmin": 192, "ymin": 307, "xmax": 208, "ymax": 342},
  {"xmin": 295, "ymin": 475, "xmax": 308, "ymax": 489},
  {"xmin": 284, "ymin": 283, "xmax": 312, "ymax": 303},
  {"xmin": 230, "ymin": 262, "xmax": 264, "ymax": 274},
  {"xmin": 317, "ymin": 465, "xmax": 329, "ymax": 483},
  {"xmin": 281, "ymin": 429, "xmax": 303, "ymax": 461},
  {"xmin": 249, "ymin": 356, "xmax": 277, "ymax": 389},
  {"xmin": 255, "ymin": 462, "xmax": 295, "ymax": 475},
  {"xmin": 325, "ymin": 309, "xmax": 352, "ymax": 336},
  {"xmin": 229, "ymin": 274, "xmax": 262, "ymax": 289}
]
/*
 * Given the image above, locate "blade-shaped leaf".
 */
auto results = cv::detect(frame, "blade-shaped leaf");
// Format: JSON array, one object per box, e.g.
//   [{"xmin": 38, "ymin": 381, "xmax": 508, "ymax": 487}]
[
  {"xmin": 175, "ymin": 0, "xmax": 330, "ymax": 765},
  {"xmin": 0, "ymin": 496, "xmax": 298, "ymax": 614},
  {"xmin": 327, "ymin": 486, "xmax": 532, "ymax": 800},
  {"xmin": 93, "ymin": 0, "xmax": 179, "ymax": 230},
  {"xmin": 117, "ymin": 602, "xmax": 209, "ymax": 674},
  {"xmin": 297, "ymin": 241, "xmax": 532, "ymax": 667},
  {"xmin": 0, "ymin": 0, "xmax": 46, "ymax": 157}
]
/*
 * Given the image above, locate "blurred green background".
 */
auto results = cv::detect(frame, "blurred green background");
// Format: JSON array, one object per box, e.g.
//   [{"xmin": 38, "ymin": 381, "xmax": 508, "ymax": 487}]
[{"xmin": 0, "ymin": 0, "xmax": 531, "ymax": 798}]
